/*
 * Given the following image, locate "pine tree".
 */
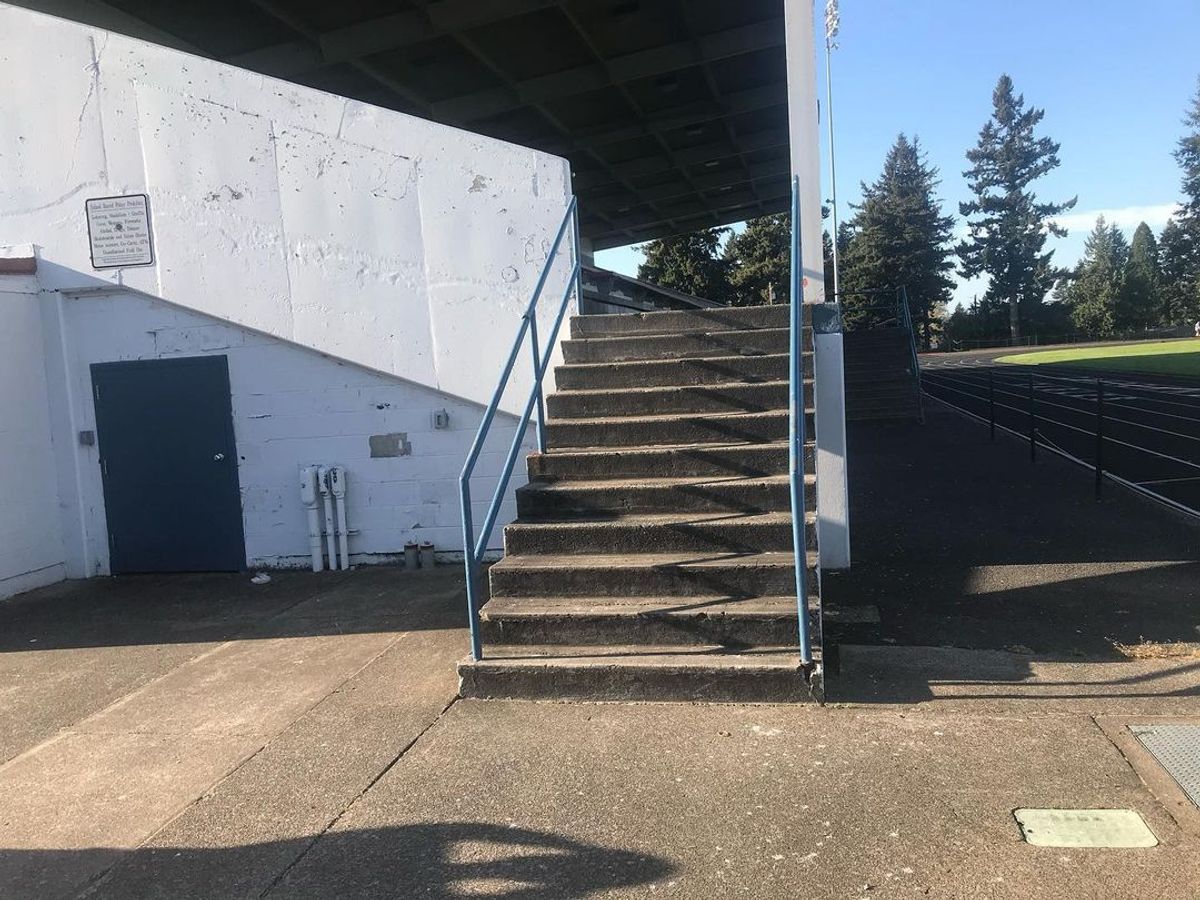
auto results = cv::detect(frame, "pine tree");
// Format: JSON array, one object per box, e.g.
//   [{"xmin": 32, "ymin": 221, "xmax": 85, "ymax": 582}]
[
  {"xmin": 838, "ymin": 134, "xmax": 956, "ymax": 348},
  {"xmin": 822, "ymin": 228, "xmax": 834, "ymax": 298},
  {"xmin": 724, "ymin": 213, "xmax": 790, "ymax": 304},
  {"xmin": 1161, "ymin": 79, "xmax": 1200, "ymax": 325},
  {"xmin": 958, "ymin": 75, "xmax": 1077, "ymax": 342},
  {"xmin": 1118, "ymin": 222, "xmax": 1161, "ymax": 331},
  {"xmin": 637, "ymin": 227, "xmax": 733, "ymax": 304},
  {"xmin": 1176, "ymin": 78, "xmax": 1200, "ymax": 234},
  {"xmin": 1159, "ymin": 218, "xmax": 1198, "ymax": 325},
  {"xmin": 1057, "ymin": 216, "xmax": 1127, "ymax": 337}
]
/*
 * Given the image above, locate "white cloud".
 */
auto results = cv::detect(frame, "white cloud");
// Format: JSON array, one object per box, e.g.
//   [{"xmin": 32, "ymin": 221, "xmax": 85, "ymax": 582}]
[{"xmin": 1050, "ymin": 203, "xmax": 1180, "ymax": 234}]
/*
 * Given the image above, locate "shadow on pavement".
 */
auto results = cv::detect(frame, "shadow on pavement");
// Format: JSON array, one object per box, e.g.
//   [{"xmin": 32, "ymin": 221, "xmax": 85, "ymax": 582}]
[
  {"xmin": 0, "ymin": 566, "xmax": 466, "ymax": 654},
  {"xmin": 826, "ymin": 403, "xmax": 1200, "ymax": 701},
  {"xmin": 19, "ymin": 822, "xmax": 676, "ymax": 899}
]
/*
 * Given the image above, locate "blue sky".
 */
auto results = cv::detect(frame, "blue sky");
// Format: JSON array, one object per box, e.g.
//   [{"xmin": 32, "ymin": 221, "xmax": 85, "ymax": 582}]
[{"xmin": 597, "ymin": 0, "xmax": 1200, "ymax": 309}]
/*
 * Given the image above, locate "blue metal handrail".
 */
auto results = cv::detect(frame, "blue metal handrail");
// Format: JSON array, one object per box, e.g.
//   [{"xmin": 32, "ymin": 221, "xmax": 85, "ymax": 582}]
[
  {"xmin": 897, "ymin": 286, "xmax": 925, "ymax": 423},
  {"xmin": 458, "ymin": 198, "xmax": 582, "ymax": 660},
  {"xmin": 788, "ymin": 176, "xmax": 812, "ymax": 665}
]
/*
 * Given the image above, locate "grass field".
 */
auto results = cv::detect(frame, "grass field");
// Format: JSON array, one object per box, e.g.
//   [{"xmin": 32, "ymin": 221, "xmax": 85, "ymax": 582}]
[{"xmin": 996, "ymin": 339, "xmax": 1200, "ymax": 378}]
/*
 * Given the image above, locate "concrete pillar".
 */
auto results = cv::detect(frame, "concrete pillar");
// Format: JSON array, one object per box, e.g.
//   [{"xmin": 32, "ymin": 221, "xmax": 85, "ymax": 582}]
[{"xmin": 784, "ymin": 0, "xmax": 850, "ymax": 570}]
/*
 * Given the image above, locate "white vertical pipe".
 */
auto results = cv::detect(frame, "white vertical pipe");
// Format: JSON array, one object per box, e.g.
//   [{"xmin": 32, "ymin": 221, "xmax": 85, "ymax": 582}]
[
  {"xmin": 300, "ymin": 465, "xmax": 323, "ymax": 572},
  {"xmin": 317, "ymin": 466, "xmax": 336, "ymax": 571},
  {"xmin": 330, "ymin": 466, "xmax": 349, "ymax": 571}
]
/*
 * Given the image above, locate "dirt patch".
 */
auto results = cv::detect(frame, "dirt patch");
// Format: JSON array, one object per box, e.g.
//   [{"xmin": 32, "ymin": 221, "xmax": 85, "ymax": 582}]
[{"xmin": 1113, "ymin": 640, "xmax": 1200, "ymax": 660}]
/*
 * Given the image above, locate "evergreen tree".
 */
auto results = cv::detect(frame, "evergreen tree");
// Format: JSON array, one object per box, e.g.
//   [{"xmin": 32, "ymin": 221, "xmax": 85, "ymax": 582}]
[
  {"xmin": 1159, "ymin": 218, "xmax": 1198, "ymax": 325},
  {"xmin": 1161, "ymin": 79, "xmax": 1200, "ymax": 326},
  {"xmin": 958, "ymin": 75, "xmax": 1077, "ymax": 341},
  {"xmin": 637, "ymin": 227, "xmax": 733, "ymax": 304},
  {"xmin": 724, "ymin": 213, "xmax": 790, "ymax": 304},
  {"xmin": 1118, "ymin": 222, "xmax": 1161, "ymax": 330},
  {"xmin": 1057, "ymin": 216, "xmax": 1127, "ymax": 337},
  {"xmin": 838, "ymin": 134, "xmax": 956, "ymax": 348},
  {"xmin": 822, "ymin": 228, "xmax": 834, "ymax": 298},
  {"xmin": 1176, "ymin": 78, "xmax": 1200, "ymax": 235}
]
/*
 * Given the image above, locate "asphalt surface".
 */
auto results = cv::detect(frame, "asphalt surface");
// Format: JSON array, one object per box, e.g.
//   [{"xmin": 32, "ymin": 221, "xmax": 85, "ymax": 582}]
[
  {"xmin": 828, "ymin": 402, "xmax": 1200, "ymax": 658},
  {"xmin": 921, "ymin": 352, "xmax": 1200, "ymax": 514}
]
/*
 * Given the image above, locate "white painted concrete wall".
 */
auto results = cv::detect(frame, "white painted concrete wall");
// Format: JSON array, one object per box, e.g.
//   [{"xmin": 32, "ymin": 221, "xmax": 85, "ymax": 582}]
[
  {"xmin": 0, "ymin": 4, "xmax": 575, "ymax": 416},
  {"xmin": 0, "ymin": 265, "xmax": 66, "ymax": 598},
  {"xmin": 51, "ymin": 290, "xmax": 531, "ymax": 573}
]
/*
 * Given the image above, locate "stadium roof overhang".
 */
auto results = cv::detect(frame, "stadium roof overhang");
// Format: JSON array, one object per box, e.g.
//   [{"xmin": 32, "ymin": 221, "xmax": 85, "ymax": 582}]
[{"xmin": 17, "ymin": 0, "xmax": 792, "ymax": 250}]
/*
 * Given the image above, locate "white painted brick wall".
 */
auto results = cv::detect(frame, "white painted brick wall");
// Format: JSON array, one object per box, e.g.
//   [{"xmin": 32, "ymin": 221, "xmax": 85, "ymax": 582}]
[
  {"xmin": 0, "ymin": 4, "xmax": 574, "ymax": 416},
  {"xmin": 59, "ymin": 291, "xmax": 533, "ymax": 571},
  {"xmin": 0, "ymin": 278, "xmax": 66, "ymax": 597}
]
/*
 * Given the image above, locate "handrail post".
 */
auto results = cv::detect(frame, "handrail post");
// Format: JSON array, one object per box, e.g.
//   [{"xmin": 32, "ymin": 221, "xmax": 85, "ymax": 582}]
[
  {"xmin": 1095, "ymin": 378, "xmax": 1104, "ymax": 500},
  {"xmin": 529, "ymin": 314, "xmax": 547, "ymax": 453},
  {"xmin": 572, "ymin": 199, "xmax": 584, "ymax": 308},
  {"xmin": 900, "ymin": 286, "xmax": 924, "ymax": 423},
  {"xmin": 458, "ymin": 478, "xmax": 483, "ymax": 660},
  {"xmin": 788, "ymin": 175, "xmax": 812, "ymax": 666},
  {"xmin": 1028, "ymin": 372, "xmax": 1037, "ymax": 463},
  {"xmin": 988, "ymin": 368, "xmax": 996, "ymax": 441}
]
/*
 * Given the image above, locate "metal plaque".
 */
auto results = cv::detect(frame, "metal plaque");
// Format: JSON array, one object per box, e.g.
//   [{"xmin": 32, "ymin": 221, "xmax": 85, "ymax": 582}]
[
  {"xmin": 1014, "ymin": 808, "xmax": 1157, "ymax": 848},
  {"xmin": 85, "ymin": 194, "xmax": 154, "ymax": 269}
]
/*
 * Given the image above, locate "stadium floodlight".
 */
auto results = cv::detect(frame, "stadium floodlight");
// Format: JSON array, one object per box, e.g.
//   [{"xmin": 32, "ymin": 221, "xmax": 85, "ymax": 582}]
[{"xmin": 825, "ymin": 0, "xmax": 840, "ymax": 50}]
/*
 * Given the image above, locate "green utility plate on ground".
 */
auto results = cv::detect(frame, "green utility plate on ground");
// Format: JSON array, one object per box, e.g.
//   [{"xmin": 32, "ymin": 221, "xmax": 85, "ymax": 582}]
[{"xmin": 1014, "ymin": 809, "xmax": 1158, "ymax": 848}]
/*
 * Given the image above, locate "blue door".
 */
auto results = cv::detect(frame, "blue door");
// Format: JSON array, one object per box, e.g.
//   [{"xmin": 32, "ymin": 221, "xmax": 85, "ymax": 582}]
[{"xmin": 91, "ymin": 355, "xmax": 245, "ymax": 573}]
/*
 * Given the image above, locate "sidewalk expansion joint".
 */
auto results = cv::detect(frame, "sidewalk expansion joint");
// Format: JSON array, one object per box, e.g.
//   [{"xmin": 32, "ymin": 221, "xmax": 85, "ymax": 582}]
[{"xmin": 257, "ymin": 694, "xmax": 461, "ymax": 899}]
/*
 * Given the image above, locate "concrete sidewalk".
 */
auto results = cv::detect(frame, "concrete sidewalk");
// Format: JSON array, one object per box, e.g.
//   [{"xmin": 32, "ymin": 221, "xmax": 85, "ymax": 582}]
[{"xmin": 0, "ymin": 568, "xmax": 464, "ymax": 899}]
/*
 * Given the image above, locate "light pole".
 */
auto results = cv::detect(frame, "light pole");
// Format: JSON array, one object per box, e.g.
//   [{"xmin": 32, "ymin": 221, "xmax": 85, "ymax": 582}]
[{"xmin": 824, "ymin": 0, "xmax": 841, "ymax": 305}]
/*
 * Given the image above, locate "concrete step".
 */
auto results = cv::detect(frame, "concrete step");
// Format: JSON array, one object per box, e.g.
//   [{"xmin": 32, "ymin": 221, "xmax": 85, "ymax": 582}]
[
  {"xmin": 845, "ymin": 383, "xmax": 919, "ymax": 402},
  {"xmin": 526, "ymin": 441, "xmax": 803, "ymax": 480},
  {"xmin": 480, "ymin": 595, "xmax": 820, "ymax": 647},
  {"xmin": 458, "ymin": 644, "xmax": 818, "ymax": 702},
  {"xmin": 562, "ymin": 327, "xmax": 807, "ymax": 364},
  {"xmin": 515, "ymin": 473, "xmax": 813, "ymax": 518},
  {"xmin": 503, "ymin": 511, "xmax": 815, "ymax": 555},
  {"xmin": 846, "ymin": 404, "xmax": 921, "ymax": 422},
  {"xmin": 844, "ymin": 327, "xmax": 909, "ymax": 342},
  {"xmin": 820, "ymin": 602, "xmax": 884, "ymax": 647},
  {"xmin": 488, "ymin": 550, "xmax": 818, "ymax": 599},
  {"xmin": 555, "ymin": 353, "xmax": 793, "ymax": 390},
  {"xmin": 844, "ymin": 352, "xmax": 912, "ymax": 368},
  {"xmin": 844, "ymin": 370, "xmax": 914, "ymax": 389},
  {"xmin": 844, "ymin": 366, "xmax": 914, "ymax": 384},
  {"xmin": 569, "ymin": 303, "xmax": 797, "ymax": 338},
  {"xmin": 547, "ymin": 380, "xmax": 805, "ymax": 418},
  {"xmin": 545, "ymin": 409, "xmax": 810, "ymax": 448}
]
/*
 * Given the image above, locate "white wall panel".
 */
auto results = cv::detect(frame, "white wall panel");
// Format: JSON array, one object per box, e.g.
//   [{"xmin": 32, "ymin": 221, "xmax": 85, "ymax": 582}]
[
  {"xmin": 0, "ymin": 4, "xmax": 574, "ymax": 415},
  {"xmin": 0, "ymin": 275, "xmax": 66, "ymax": 598}
]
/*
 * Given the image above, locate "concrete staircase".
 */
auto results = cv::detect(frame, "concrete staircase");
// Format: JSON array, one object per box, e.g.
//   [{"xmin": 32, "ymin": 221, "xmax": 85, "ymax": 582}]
[
  {"xmin": 457, "ymin": 304, "xmax": 821, "ymax": 703},
  {"xmin": 843, "ymin": 326, "xmax": 922, "ymax": 422}
]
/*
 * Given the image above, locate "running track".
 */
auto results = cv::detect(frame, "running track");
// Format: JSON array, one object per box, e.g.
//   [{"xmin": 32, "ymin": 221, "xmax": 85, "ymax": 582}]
[{"xmin": 920, "ymin": 353, "xmax": 1200, "ymax": 516}]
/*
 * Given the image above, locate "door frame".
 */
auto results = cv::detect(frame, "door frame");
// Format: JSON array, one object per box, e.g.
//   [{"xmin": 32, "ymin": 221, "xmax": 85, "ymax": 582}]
[{"xmin": 90, "ymin": 354, "xmax": 246, "ymax": 573}]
